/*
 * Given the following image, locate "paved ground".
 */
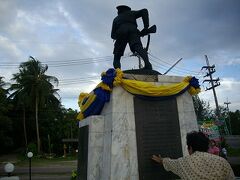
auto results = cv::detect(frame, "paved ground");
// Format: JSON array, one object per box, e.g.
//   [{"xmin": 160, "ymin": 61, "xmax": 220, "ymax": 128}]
[
  {"xmin": 16, "ymin": 175, "xmax": 72, "ymax": 180},
  {"xmin": 228, "ymin": 157, "xmax": 240, "ymax": 177},
  {"xmin": 0, "ymin": 161, "xmax": 77, "ymax": 180},
  {"xmin": 0, "ymin": 154, "xmax": 18, "ymax": 164},
  {"xmin": 0, "ymin": 154, "xmax": 77, "ymax": 180},
  {"xmin": 1, "ymin": 154, "xmax": 239, "ymax": 179},
  {"xmin": 228, "ymin": 156, "xmax": 240, "ymax": 165},
  {"xmin": 224, "ymin": 135, "xmax": 240, "ymax": 149}
]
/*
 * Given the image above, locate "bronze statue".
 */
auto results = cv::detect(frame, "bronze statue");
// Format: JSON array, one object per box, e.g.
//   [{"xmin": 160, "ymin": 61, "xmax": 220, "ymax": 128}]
[{"xmin": 111, "ymin": 5, "xmax": 156, "ymax": 70}]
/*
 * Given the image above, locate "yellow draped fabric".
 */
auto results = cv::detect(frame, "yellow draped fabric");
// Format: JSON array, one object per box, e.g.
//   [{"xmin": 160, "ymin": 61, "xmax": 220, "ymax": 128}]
[
  {"xmin": 77, "ymin": 68, "xmax": 201, "ymax": 121},
  {"xmin": 113, "ymin": 68, "xmax": 201, "ymax": 96}
]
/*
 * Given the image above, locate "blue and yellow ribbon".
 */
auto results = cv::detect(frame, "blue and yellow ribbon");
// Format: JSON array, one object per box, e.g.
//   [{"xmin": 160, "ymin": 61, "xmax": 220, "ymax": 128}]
[{"xmin": 77, "ymin": 68, "xmax": 201, "ymax": 120}]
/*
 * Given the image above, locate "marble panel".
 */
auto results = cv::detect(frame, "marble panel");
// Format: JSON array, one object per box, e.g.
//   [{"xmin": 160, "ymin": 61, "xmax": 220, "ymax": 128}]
[
  {"xmin": 78, "ymin": 116, "xmax": 105, "ymax": 180},
  {"xmin": 123, "ymin": 73, "xmax": 158, "ymax": 82},
  {"xmin": 127, "ymin": 130, "xmax": 139, "ymax": 177},
  {"xmin": 177, "ymin": 92, "xmax": 195, "ymax": 112},
  {"xmin": 158, "ymin": 75, "xmax": 184, "ymax": 83},
  {"xmin": 78, "ymin": 117, "xmax": 89, "ymax": 128},
  {"xmin": 101, "ymin": 131, "xmax": 112, "ymax": 180},
  {"xmin": 111, "ymin": 130, "xmax": 129, "ymax": 152},
  {"xmin": 111, "ymin": 87, "xmax": 134, "ymax": 113},
  {"xmin": 103, "ymin": 113, "xmax": 113, "ymax": 133},
  {"xmin": 178, "ymin": 111, "xmax": 198, "ymax": 156},
  {"xmin": 78, "ymin": 115, "xmax": 104, "ymax": 131},
  {"xmin": 175, "ymin": 90, "xmax": 198, "ymax": 156},
  {"xmin": 89, "ymin": 132, "xmax": 104, "ymax": 148},
  {"xmin": 110, "ymin": 148, "xmax": 131, "ymax": 180},
  {"xmin": 87, "ymin": 147, "xmax": 103, "ymax": 180},
  {"xmin": 130, "ymin": 175, "xmax": 139, "ymax": 180},
  {"xmin": 111, "ymin": 112, "xmax": 136, "ymax": 131},
  {"xmin": 90, "ymin": 116, "xmax": 105, "ymax": 133},
  {"xmin": 110, "ymin": 129, "xmax": 139, "ymax": 179},
  {"xmin": 111, "ymin": 131, "xmax": 131, "ymax": 179}
]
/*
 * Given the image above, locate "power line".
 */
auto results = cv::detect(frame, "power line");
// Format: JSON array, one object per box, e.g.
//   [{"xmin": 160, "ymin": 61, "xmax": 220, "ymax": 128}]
[
  {"xmin": 58, "ymin": 81, "xmax": 98, "ymax": 86},
  {"xmin": 150, "ymin": 57, "xmax": 205, "ymax": 78},
  {"xmin": 149, "ymin": 53, "xmax": 204, "ymax": 75},
  {"xmin": 53, "ymin": 74, "xmax": 102, "ymax": 86},
  {"xmin": 0, "ymin": 55, "xmax": 113, "ymax": 67},
  {"xmin": 59, "ymin": 76, "xmax": 100, "ymax": 82},
  {"xmin": 47, "ymin": 59, "xmax": 112, "ymax": 67}
]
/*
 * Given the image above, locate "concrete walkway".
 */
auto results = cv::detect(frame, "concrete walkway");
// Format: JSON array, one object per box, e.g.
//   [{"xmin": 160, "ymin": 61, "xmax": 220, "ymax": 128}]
[
  {"xmin": 228, "ymin": 157, "xmax": 240, "ymax": 177},
  {"xmin": 0, "ymin": 153, "xmax": 77, "ymax": 180},
  {"xmin": 0, "ymin": 162, "xmax": 77, "ymax": 180},
  {"xmin": 1, "ymin": 154, "xmax": 239, "ymax": 179}
]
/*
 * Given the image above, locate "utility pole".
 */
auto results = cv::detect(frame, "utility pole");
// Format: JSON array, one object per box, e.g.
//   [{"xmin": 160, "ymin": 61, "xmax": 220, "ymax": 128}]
[
  {"xmin": 224, "ymin": 100, "xmax": 231, "ymax": 110},
  {"xmin": 224, "ymin": 100, "xmax": 232, "ymax": 135},
  {"xmin": 202, "ymin": 55, "xmax": 220, "ymax": 118}
]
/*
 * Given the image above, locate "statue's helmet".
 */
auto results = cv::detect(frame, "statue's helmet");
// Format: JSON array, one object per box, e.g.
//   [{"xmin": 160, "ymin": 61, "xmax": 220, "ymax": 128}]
[{"xmin": 116, "ymin": 5, "xmax": 131, "ymax": 13}]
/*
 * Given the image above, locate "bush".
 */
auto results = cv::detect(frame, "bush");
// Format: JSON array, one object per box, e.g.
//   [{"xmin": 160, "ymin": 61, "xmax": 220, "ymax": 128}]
[
  {"xmin": 227, "ymin": 147, "xmax": 240, "ymax": 157},
  {"xmin": 71, "ymin": 169, "xmax": 77, "ymax": 180},
  {"xmin": 27, "ymin": 143, "xmax": 37, "ymax": 155}
]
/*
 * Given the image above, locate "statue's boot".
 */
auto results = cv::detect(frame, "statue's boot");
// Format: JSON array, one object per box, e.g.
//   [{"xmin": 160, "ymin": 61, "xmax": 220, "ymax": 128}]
[
  {"xmin": 143, "ymin": 61, "xmax": 152, "ymax": 70},
  {"xmin": 134, "ymin": 45, "xmax": 152, "ymax": 70},
  {"xmin": 113, "ymin": 55, "xmax": 121, "ymax": 69}
]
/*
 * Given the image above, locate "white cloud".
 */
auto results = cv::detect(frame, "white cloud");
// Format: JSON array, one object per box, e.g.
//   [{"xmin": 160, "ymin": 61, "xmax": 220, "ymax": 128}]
[
  {"xmin": 0, "ymin": 35, "xmax": 23, "ymax": 59},
  {"xmin": 199, "ymin": 78, "xmax": 240, "ymax": 111},
  {"xmin": 0, "ymin": 0, "xmax": 240, "ymax": 111}
]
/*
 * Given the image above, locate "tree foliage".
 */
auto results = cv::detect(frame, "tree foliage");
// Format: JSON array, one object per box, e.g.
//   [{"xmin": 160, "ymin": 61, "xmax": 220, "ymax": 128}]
[
  {"xmin": 9, "ymin": 57, "xmax": 60, "ymax": 154},
  {"xmin": 4, "ymin": 57, "xmax": 238, "ymax": 156},
  {"xmin": 0, "ymin": 77, "xmax": 14, "ymax": 153},
  {"xmin": 0, "ymin": 57, "xmax": 81, "ymax": 156},
  {"xmin": 193, "ymin": 95, "xmax": 212, "ymax": 121},
  {"xmin": 193, "ymin": 95, "xmax": 240, "ymax": 135},
  {"xmin": 229, "ymin": 110, "xmax": 240, "ymax": 135}
]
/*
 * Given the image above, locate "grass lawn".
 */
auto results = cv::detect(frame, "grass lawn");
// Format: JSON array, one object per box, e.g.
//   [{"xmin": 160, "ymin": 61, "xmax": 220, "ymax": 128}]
[
  {"xmin": 228, "ymin": 148, "xmax": 240, "ymax": 157},
  {"xmin": 16, "ymin": 155, "xmax": 77, "ymax": 167}
]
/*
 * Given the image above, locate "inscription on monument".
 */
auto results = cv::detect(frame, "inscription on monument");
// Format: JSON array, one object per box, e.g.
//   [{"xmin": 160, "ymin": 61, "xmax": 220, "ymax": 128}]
[{"xmin": 134, "ymin": 97, "xmax": 182, "ymax": 180}]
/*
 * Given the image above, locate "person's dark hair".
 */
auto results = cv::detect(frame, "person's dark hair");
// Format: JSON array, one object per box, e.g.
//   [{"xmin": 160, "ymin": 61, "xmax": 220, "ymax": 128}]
[{"xmin": 186, "ymin": 131, "xmax": 209, "ymax": 152}]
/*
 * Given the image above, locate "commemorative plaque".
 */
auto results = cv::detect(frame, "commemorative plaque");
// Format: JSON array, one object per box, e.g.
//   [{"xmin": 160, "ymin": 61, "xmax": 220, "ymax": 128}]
[{"xmin": 134, "ymin": 97, "xmax": 182, "ymax": 179}]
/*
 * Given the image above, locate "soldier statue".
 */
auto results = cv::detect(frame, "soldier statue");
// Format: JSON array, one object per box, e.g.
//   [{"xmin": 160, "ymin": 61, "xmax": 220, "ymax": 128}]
[{"xmin": 111, "ymin": 5, "xmax": 156, "ymax": 70}]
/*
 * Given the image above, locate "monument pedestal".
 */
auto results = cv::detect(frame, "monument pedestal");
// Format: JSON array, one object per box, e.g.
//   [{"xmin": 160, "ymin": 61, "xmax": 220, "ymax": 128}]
[{"xmin": 78, "ymin": 74, "xmax": 198, "ymax": 180}]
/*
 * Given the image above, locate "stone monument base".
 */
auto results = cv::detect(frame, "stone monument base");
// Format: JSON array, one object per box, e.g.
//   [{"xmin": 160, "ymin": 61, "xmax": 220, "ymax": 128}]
[{"xmin": 78, "ymin": 74, "xmax": 198, "ymax": 180}]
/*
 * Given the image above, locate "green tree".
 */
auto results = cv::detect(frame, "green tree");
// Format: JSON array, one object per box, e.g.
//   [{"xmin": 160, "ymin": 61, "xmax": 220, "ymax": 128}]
[
  {"xmin": 38, "ymin": 107, "xmax": 78, "ymax": 155},
  {"xmin": 0, "ymin": 77, "xmax": 13, "ymax": 153},
  {"xmin": 8, "ymin": 82, "xmax": 30, "ymax": 148},
  {"xmin": 229, "ymin": 110, "xmax": 240, "ymax": 135},
  {"xmin": 193, "ymin": 95, "xmax": 212, "ymax": 121},
  {"xmin": 62, "ymin": 108, "xmax": 78, "ymax": 139},
  {"xmin": 213, "ymin": 105, "xmax": 228, "ymax": 119},
  {"xmin": 10, "ymin": 56, "xmax": 59, "ymax": 154}
]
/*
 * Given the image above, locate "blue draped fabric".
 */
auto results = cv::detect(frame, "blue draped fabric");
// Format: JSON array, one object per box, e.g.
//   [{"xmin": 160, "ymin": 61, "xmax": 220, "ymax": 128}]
[{"xmin": 77, "ymin": 68, "xmax": 201, "ymax": 121}]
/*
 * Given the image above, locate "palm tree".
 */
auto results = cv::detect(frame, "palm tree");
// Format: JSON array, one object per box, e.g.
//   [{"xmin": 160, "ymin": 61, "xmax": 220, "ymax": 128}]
[
  {"xmin": 8, "ymin": 82, "xmax": 30, "ymax": 149},
  {"xmin": 10, "ymin": 56, "xmax": 59, "ymax": 154},
  {"xmin": 0, "ymin": 77, "xmax": 14, "ymax": 152}
]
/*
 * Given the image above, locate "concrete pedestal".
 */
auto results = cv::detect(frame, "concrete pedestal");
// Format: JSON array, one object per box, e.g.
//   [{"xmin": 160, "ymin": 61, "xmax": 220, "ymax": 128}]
[{"xmin": 78, "ymin": 74, "xmax": 198, "ymax": 180}]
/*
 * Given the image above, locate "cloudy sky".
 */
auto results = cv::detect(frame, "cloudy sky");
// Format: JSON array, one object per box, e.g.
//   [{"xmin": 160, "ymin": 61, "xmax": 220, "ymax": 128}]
[{"xmin": 0, "ymin": 0, "xmax": 240, "ymax": 111}]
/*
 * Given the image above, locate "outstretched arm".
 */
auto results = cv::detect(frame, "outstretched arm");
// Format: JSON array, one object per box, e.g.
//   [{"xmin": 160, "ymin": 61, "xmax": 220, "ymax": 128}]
[
  {"xmin": 152, "ymin": 154, "xmax": 163, "ymax": 165},
  {"xmin": 134, "ymin": 9, "xmax": 149, "ymax": 29},
  {"xmin": 153, "ymin": 155, "xmax": 183, "ymax": 177}
]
